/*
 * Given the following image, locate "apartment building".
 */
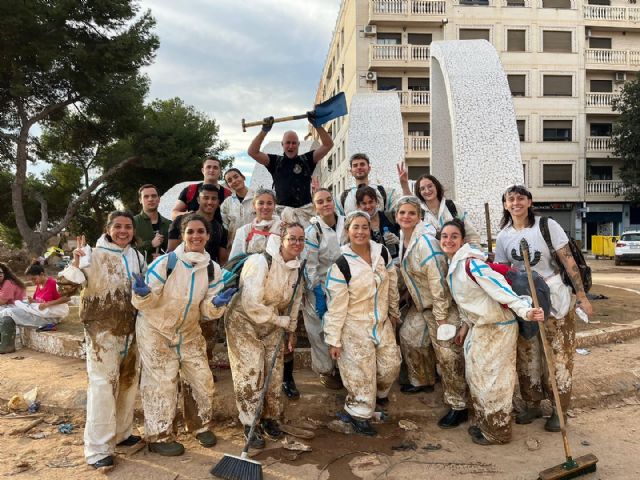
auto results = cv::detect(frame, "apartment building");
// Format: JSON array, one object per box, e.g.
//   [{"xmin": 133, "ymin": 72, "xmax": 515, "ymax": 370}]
[{"xmin": 315, "ymin": 0, "xmax": 640, "ymax": 246}]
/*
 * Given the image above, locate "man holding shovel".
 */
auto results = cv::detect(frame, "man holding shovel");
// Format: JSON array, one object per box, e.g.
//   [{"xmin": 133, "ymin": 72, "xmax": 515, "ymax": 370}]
[{"xmin": 247, "ymin": 114, "xmax": 333, "ymax": 228}]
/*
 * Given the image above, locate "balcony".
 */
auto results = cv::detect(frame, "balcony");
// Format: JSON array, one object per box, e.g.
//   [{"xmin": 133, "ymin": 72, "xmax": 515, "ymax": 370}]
[
  {"xmin": 404, "ymin": 135, "xmax": 431, "ymax": 157},
  {"xmin": 369, "ymin": 44, "xmax": 430, "ymax": 69},
  {"xmin": 584, "ymin": 5, "xmax": 640, "ymax": 27},
  {"xmin": 586, "ymin": 92, "xmax": 618, "ymax": 113},
  {"xmin": 369, "ymin": 0, "xmax": 446, "ymax": 23},
  {"xmin": 585, "ymin": 180, "xmax": 627, "ymax": 197},
  {"xmin": 586, "ymin": 136, "xmax": 613, "ymax": 153},
  {"xmin": 586, "ymin": 48, "xmax": 640, "ymax": 68},
  {"xmin": 396, "ymin": 90, "xmax": 431, "ymax": 111}
]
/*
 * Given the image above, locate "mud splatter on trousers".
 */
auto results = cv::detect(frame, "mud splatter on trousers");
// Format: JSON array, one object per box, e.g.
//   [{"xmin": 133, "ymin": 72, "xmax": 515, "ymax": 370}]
[
  {"xmin": 84, "ymin": 330, "xmax": 140, "ymax": 464},
  {"xmin": 465, "ymin": 320, "xmax": 518, "ymax": 444},
  {"xmin": 399, "ymin": 305, "xmax": 436, "ymax": 388},
  {"xmin": 137, "ymin": 318, "xmax": 214, "ymax": 442},
  {"xmin": 516, "ymin": 307, "xmax": 576, "ymax": 412},
  {"xmin": 302, "ymin": 292, "xmax": 334, "ymax": 375},
  {"xmin": 225, "ymin": 311, "xmax": 285, "ymax": 426},
  {"xmin": 338, "ymin": 319, "xmax": 401, "ymax": 420}
]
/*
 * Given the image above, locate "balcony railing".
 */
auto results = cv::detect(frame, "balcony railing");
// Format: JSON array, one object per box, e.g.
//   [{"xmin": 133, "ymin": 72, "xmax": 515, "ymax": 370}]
[
  {"xmin": 397, "ymin": 90, "xmax": 431, "ymax": 107},
  {"xmin": 586, "ymin": 92, "xmax": 618, "ymax": 108},
  {"xmin": 370, "ymin": 44, "xmax": 430, "ymax": 62},
  {"xmin": 586, "ymin": 136, "xmax": 613, "ymax": 151},
  {"xmin": 585, "ymin": 180, "xmax": 626, "ymax": 196},
  {"xmin": 584, "ymin": 5, "xmax": 640, "ymax": 22},
  {"xmin": 405, "ymin": 135, "xmax": 431, "ymax": 154},
  {"xmin": 370, "ymin": 0, "xmax": 446, "ymax": 16},
  {"xmin": 586, "ymin": 48, "xmax": 640, "ymax": 66}
]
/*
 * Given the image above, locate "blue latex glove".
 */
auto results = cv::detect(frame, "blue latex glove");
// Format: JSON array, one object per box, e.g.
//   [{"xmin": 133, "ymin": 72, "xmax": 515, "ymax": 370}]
[
  {"xmin": 212, "ymin": 287, "xmax": 238, "ymax": 307},
  {"xmin": 313, "ymin": 285, "xmax": 327, "ymax": 319},
  {"xmin": 132, "ymin": 273, "xmax": 151, "ymax": 297}
]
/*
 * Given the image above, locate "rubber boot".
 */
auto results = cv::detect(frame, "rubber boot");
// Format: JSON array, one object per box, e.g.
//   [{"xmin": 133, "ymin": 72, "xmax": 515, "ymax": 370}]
[{"xmin": 0, "ymin": 316, "xmax": 16, "ymax": 354}]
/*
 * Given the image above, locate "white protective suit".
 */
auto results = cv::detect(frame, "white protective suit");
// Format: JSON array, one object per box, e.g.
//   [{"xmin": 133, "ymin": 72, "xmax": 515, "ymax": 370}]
[
  {"xmin": 447, "ymin": 244, "xmax": 534, "ymax": 444},
  {"xmin": 228, "ymin": 216, "xmax": 281, "ymax": 260},
  {"xmin": 225, "ymin": 240, "xmax": 304, "ymax": 426},
  {"xmin": 220, "ymin": 188, "xmax": 256, "ymax": 249},
  {"xmin": 324, "ymin": 241, "xmax": 402, "ymax": 420},
  {"xmin": 132, "ymin": 244, "xmax": 226, "ymax": 442},
  {"xmin": 422, "ymin": 197, "xmax": 481, "ymax": 247},
  {"xmin": 0, "ymin": 299, "xmax": 69, "ymax": 328},
  {"xmin": 302, "ymin": 214, "xmax": 345, "ymax": 375},
  {"xmin": 60, "ymin": 235, "xmax": 145, "ymax": 465},
  {"xmin": 336, "ymin": 183, "xmax": 400, "ymax": 216},
  {"xmin": 399, "ymin": 227, "xmax": 468, "ymax": 409}
]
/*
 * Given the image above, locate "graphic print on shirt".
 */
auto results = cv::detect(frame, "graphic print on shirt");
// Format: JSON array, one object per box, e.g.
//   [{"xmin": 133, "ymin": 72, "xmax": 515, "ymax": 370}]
[{"xmin": 510, "ymin": 239, "xmax": 541, "ymax": 267}]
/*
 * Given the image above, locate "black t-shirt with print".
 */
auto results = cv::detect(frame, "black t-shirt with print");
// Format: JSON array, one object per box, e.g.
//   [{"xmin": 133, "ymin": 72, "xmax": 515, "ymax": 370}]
[
  {"xmin": 168, "ymin": 215, "xmax": 228, "ymax": 263},
  {"xmin": 177, "ymin": 182, "xmax": 230, "ymax": 223},
  {"xmin": 266, "ymin": 151, "xmax": 315, "ymax": 208}
]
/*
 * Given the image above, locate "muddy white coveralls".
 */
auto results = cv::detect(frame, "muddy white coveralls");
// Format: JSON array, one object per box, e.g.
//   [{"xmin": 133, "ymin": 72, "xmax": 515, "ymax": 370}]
[
  {"xmin": 60, "ymin": 236, "xmax": 145, "ymax": 465},
  {"xmin": 422, "ymin": 197, "xmax": 481, "ymax": 247},
  {"xmin": 399, "ymin": 227, "xmax": 468, "ymax": 409},
  {"xmin": 324, "ymin": 241, "xmax": 402, "ymax": 420},
  {"xmin": 132, "ymin": 244, "xmax": 225, "ymax": 442},
  {"xmin": 228, "ymin": 216, "xmax": 281, "ymax": 260},
  {"xmin": 225, "ymin": 240, "xmax": 304, "ymax": 426},
  {"xmin": 220, "ymin": 188, "xmax": 256, "ymax": 249},
  {"xmin": 302, "ymin": 214, "xmax": 345, "ymax": 375},
  {"xmin": 447, "ymin": 244, "xmax": 534, "ymax": 443}
]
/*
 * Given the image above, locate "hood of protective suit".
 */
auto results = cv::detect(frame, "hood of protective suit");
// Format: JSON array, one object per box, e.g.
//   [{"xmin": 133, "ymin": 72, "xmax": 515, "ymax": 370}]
[{"xmin": 173, "ymin": 242, "xmax": 211, "ymax": 271}]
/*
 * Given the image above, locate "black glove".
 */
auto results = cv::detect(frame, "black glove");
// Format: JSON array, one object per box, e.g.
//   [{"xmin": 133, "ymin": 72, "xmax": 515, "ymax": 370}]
[
  {"xmin": 262, "ymin": 116, "xmax": 274, "ymax": 133},
  {"xmin": 307, "ymin": 110, "xmax": 317, "ymax": 126}
]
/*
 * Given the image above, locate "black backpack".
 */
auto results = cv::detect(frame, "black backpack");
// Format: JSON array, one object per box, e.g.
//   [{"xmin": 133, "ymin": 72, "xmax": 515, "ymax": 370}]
[
  {"xmin": 222, "ymin": 252, "xmax": 273, "ymax": 291},
  {"xmin": 341, "ymin": 185, "xmax": 388, "ymax": 211},
  {"xmin": 444, "ymin": 199, "xmax": 458, "ymax": 218},
  {"xmin": 539, "ymin": 216, "xmax": 592, "ymax": 294},
  {"xmin": 334, "ymin": 247, "xmax": 390, "ymax": 285}
]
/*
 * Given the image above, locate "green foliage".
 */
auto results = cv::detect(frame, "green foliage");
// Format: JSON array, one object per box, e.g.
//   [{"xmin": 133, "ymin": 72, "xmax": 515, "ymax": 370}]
[{"xmin": 612, "ymin": 74, "xmax": 640, "ymax": 205}]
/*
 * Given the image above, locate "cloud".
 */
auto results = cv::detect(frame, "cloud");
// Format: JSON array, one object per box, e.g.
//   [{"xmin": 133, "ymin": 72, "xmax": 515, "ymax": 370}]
[{"xmin": 140, "ymin": 0, "xmax": 340, "ymax": 177}]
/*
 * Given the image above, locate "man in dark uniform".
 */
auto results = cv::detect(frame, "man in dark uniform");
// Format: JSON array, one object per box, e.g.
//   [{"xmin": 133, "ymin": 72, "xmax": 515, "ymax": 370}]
[{"xmin": 247, "ymin": 115, "xmax": 333, "ymax": 227}]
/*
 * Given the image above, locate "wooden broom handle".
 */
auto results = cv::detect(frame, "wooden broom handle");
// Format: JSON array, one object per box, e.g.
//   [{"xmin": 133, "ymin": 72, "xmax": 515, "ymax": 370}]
[{"xmin": 241, "ymin": 114, "xmax": 308, "ymax": 132}]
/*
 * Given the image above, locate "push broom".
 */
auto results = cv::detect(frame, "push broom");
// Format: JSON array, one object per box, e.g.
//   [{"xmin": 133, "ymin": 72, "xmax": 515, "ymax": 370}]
[
  {"xmin": 520, "ymin": 239, "xmax": 598, "ymax": 480},
  {"xmin": 211, "ymin": 261, "xmax": 306, "ymax": 480}
]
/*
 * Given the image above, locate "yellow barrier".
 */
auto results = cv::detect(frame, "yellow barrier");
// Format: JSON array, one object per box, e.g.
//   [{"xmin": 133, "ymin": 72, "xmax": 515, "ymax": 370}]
[{"xmin": 591, "ymin": 235, "xmax": 619, "ymax": 258}]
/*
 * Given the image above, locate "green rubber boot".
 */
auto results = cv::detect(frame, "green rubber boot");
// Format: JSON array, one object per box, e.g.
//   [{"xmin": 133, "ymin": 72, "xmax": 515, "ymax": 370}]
[{"xmin": 0, "ymin": 316, "xmax": 16, "ymax": 354}]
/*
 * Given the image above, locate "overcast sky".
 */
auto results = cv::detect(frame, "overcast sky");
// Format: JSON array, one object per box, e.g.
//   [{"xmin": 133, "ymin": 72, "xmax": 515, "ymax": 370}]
[{"xmin": 140, "ymin": 0, "xmax": 341, "ymax": 180}]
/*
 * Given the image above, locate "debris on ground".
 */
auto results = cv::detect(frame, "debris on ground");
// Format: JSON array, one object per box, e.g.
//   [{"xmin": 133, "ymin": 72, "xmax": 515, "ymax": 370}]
[
  {"xmin": 9, "ymin": 418, "xmax": 44, "ymax": 436},
  {"xmin": 398, "ymin": 419, "xmax": 419, "ymax": 431},
  {"xmin": 525, "ymin": 437, "xmax": 541, "ymax": 451},
  {"xmin": 391, "ymin": 440, "xmax": 417, "ymax": 451},
  {"xmin": 327, "ymin": 419, "xmax": 353, "ymax": 435},
  {"xmin": 348, "ymin": 453, "xmax": 390, "ymax": 478},
  {"xmin": 7, "ymin": 395, "xmax": 28, "ymax": 411},
  {"xmin": 282, "ymin": 436, "xmax": 312, "ymax": 452},
  {"xmin": 58, "ymin": 423, "xmax": 73, "ymax": 434},
  {"xmin": 423, "ymin": 443, "xmax": 442, "ymax": 451},
  {"xmin": 280, "ymin": 423, "xmax": 315, "ymax": 439},
  {"xmin": 581, "ymin": 440, "xmax": 591, "ymax": 446},
  {"xmin": 576, "ymin": 348, "xmax": 591, "ymax": 355}
]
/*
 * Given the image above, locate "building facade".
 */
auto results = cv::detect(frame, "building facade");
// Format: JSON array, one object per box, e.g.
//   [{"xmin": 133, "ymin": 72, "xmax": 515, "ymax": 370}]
[{"xmin": 315, "ymin": 0, "xmax": 640, "ymax": 247}]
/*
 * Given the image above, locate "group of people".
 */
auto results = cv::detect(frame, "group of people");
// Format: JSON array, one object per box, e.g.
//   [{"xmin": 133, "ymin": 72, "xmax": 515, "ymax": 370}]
[{"xmin": 1, "ymin": 114, "xmax": 593, "ymax": 472}]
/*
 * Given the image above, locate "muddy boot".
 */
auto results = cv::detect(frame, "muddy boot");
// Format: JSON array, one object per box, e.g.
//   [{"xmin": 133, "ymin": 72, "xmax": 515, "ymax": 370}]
[
  {"xmin": 244, "ymin": 425, "xmax": 265, "ymax": 449},
  {"xmin": 282, "ymin": 358, "xmax": 300, "ymax": 399},
  {"xmin": 90, "ymin": 455, "xmax": 114, "ymax": 470},
  {"xmin": 149, "ymin": 441, "xmax": 185, "ymax": 456},
  {"xmin": 400, "ymin": 384, "xmax": 434, "ymax": 394},
  {"xmin": 437, "ymin": 408, "xmax": 468, "ymax": 429},
  {"xmin": 0, "ymin": 316, "xmax": 16, "ymax": 354},
  {"xmin": 195, "ymin": 430, "xmax": 217, "ymax": 447},
  {"xmin": 260, "ymin": 418, "xmax": 283, "ymax": 440},
  {"xmin": 515, "ymin": 406, "xmax": 543, "ymax": 425},
  {"xmin": 117, "ymin": 435, "xmax": 141, "ymax": 447},
  {"xmin": 544, "ymin": 408, "xmax": 566, "ymax": 432},
  {"xmin": 320, "ymin": 370, "xmax": 343, "ymax": 390},
  {"xmin": 345, "ymin": 412, "xmax": 377, "ymax": 437}
]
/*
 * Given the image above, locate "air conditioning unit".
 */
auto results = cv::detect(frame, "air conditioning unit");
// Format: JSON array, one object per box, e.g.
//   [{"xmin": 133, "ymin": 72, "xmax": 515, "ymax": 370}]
[
  {"xmin": 364, "ymin": 25, "xmax": 377, "ymax": 37},
  {"xmin": 615, "ymin": 72, "xmax": 627, "ymax": 82},
  {"xmin": 365, "ymin": 71, "xmax": 377, "ymax": 82}
]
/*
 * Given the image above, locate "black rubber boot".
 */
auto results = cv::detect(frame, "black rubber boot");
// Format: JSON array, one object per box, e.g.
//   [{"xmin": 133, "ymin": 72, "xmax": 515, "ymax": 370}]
[
  {"xmin": 90, "ymin": 456, "xmax": 114, "ymax": 470},
  {"xmin": 515, "ymin": 406, "xmax": 543, "ymax": 425},
  {"xmin": 117, "ymin": 435, "xmax": 141, "ymax": 447},
  {"xmin": 148, "ymin": 441, "xmax": 185, "ymax": 456},
  {"xmin": 196, "ymin": 430, "xmax": 217, "ymax": 447},
  {"xmin": 244, "ymin": 425, "xmax": 266, "ymax": 449},
  {"xmin": 260, "ymin": 418, "xmax": 283, "ymax": 440},
  {"xmin": 0, "ymin": 316, "xmax": 16, "ymax": 354},
  {"xmin": 437, "ymin": 408, "xmax": 469, "ymax": 429},
  {"xmin": 282, "ymin": 358, "xmax": 300, "ymax": 399}
]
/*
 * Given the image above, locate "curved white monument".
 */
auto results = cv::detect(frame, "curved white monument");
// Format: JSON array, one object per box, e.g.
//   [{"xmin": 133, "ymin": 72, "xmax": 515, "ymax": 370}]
[{"xmin": 430, "ymin": 40, "xmax": 524, "ymax": 241}]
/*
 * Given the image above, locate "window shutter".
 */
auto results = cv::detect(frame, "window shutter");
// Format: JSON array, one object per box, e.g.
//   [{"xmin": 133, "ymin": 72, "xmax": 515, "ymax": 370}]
[
  {"xmin": 543, "ymin": 75, "xmax": 572, "ymax": 96},
  {"xmin": 543, "ymin": 31, "xmax": 572, "ymax": 53}
]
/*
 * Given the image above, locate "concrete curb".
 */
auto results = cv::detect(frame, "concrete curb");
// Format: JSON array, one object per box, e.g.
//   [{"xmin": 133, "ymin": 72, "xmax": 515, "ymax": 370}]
[{"xmin": 576, "ymin": 321, "xmax": 640, "ymax": 348}]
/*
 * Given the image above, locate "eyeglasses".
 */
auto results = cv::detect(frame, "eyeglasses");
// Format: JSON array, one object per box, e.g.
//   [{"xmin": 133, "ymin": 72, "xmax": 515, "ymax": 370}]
[{"xmin": 285, "ymin": 237, "xmax": 306, "ymax": 244}]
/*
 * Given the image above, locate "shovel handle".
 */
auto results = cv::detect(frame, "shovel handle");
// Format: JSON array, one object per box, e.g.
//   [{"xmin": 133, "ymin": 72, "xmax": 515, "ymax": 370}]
[
  {"xmin": 520, "ymin": 241, "xmax": 573, "ymax": 461},
  {"xmin": 242, "ymin": 114, "xmax": 308, "ymax": 132},
  {"xmin": 484, "ymin": 203, "xmax": 493, "ymax": 253}
]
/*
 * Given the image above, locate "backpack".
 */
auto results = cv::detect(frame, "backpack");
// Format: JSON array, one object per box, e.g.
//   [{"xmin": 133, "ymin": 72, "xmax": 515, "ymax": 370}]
[
  {"xmin": 341, "ymin": 185, "xmax": 388, "ymax": 211},
  {"xmin": 444, "ymin": 199, "xmax": 458, "ymax": 218},
  {"xmin": 334, "ymin": 247, "xmax": 389, "ymax": 285},
  {"xmin": 539, "ymin": 216, "xmax": 592, "ymax": 294},
  {"xmin": 186, "ymin": 183, "xmax": 200, "ymax": 204},
  {"xmin": 464, "ymin": 259, "xmax": 550, "ymax": 339},
  {"xmin": 166, "ymin": 250, "xmax": 215, "ymax": 283},
  {"xmin": 221, "ymin": 252, "xmax": 273, "ymax": 291}
]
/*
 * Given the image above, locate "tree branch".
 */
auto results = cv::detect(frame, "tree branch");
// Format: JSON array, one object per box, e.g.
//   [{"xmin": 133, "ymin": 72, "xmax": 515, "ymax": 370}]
[{"xmin": 29, "ymin": 96, "xmax": 80, "ymax": 127}]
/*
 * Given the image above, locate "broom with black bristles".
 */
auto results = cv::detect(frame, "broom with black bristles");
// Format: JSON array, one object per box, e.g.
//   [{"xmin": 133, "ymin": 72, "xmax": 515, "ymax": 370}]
[
  {"xmin": 520, "ymin": 239, "xmax": 598, "ymax": 480},
  {"xmin": 211, "ymin": 260, "xmax": 306, "ymax": 480}
]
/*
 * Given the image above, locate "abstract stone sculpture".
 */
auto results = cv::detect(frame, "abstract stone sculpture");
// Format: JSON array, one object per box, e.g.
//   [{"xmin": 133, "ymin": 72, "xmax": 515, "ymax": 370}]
[{"xmin": 430, "ymin": 40, "xmax": 524, "ymax": 242}]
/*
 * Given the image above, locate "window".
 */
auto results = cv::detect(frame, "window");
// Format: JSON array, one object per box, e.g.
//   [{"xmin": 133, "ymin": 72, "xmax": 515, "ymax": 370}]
[
  {"xmin": 543, "ymin": 164, "xmax": 573, "ymax": 186},
  {"xmin": 408, "ymin": 166, "xmax": 430, "ymax": 180},
  {"xmin": 408, "ymin": 33, "xmax": 432, "ymax": 45},
  {"xmin": 508, "ymin": 75, "xmax": 526, "ymax": 96},
  {"xmin": 408, "ymin": 77, "xmax": 429, "ymax": 91},
  {"xmin": 590, "ymin": 79, "xmax": 613, "ymax": 93},
  {"xmin": 588, "ymin": 0, "xmax": 610, "ymax": 5},
  {"xmin": 589, "ymin": 165, "xmax": 613, "ymax": 180},
  {"xmin": 459, "ymin": 29, "xmax": 490, "ymax": 41},
  {"xmin": 506, "ymin": 0, "xmax": 526, "ymax": 5},
  {"xmin": 543, "ymin": 31, "xmax": 572, "ymax": 53},
  {"xmin": 543, "ymin": 120, "xmax": 572, "ymax": 141},
  {"xmin": 517, "ymin": 120, "xmax": 526, "ymax": 141},
  {"xmin": 589, "ymin": 37, "xmax": 612, "ymax": 49},
  {"xmin": 542, "ymin": 0, "xmax": 572, "ymax": 8},
  {"xmin": 543, "ymin": 75, "xmax": 572, "ymax": 96},
  {"xmin": 376, "ymin": 33, "xmax": 401, "ymax": 45},
  {"xmin": 408, "ymin": 122, "xmax": 430, "ymax": 136},
  {"xmin": 377, "ymin": 77, "xmax": 402, "ymax": 91},
  {"xmin": 590, "ymin": 123, "xmax": 612, "ymax": 136},
  {"xmin": 507, "ymin": 30, "xmax": 526, "ymax": 52},
  {"xmin": 459, "ymin": 0, "xmax": 490, "ymax": 4}
]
